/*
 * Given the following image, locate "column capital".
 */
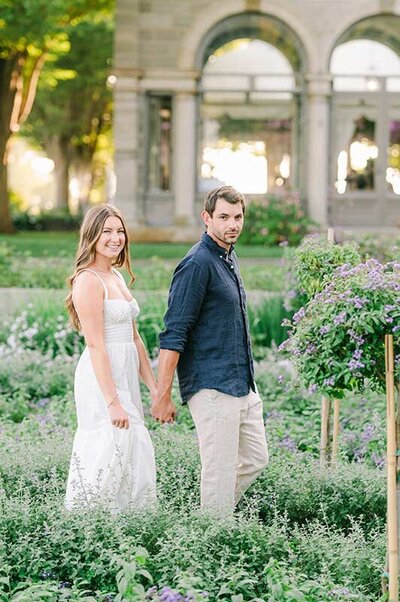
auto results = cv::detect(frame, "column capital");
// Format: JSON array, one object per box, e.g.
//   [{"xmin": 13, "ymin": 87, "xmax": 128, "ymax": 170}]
[
  {"xmin": 174, "ymin": 89, "xmax": 198, "ymax": 98},
  {"xmin": 305, "ymin": 73, "xmax": 333, "ymax": 98},
  {"xmin": 113, "ymin": 71, "xmax": 143, "ymax": 93}
]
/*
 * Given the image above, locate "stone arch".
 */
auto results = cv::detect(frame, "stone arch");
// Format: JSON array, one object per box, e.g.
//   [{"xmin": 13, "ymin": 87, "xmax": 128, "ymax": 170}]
[
  {"xmin": 327, "ymin": 12, "xmax": 400, "ymax": 71},
  {"xmin": 178, "ymin": 0, "xmax": 313, "ymax": 73}
]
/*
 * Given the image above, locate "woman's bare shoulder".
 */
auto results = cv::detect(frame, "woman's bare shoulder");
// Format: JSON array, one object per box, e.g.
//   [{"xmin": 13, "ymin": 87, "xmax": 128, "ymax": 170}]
[{"xmin": 73, "ymin": 270, "xmax": 104, "ymax": 296}]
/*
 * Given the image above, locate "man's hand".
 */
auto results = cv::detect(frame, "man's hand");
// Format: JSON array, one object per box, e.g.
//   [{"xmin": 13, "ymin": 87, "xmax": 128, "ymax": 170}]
[
  {"xmin": 153, "ymin": 349, "xmax": 180, "ymax": 423},
  {"xmin": 151, "ymin": 397, "xmax": 177, "ymax": 423}
]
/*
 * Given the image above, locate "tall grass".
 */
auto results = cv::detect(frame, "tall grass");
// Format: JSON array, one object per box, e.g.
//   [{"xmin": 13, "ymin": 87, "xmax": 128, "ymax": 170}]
[{"xmin": 247, "ymin": 296, "xmax": 292, "ymax": 349}]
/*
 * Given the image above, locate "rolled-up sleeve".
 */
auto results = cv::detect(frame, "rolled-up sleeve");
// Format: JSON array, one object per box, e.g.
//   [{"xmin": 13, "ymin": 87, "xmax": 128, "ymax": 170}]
[{"xmin": 159, "ymin": 259, "xmax": 208, "ymax": 353}]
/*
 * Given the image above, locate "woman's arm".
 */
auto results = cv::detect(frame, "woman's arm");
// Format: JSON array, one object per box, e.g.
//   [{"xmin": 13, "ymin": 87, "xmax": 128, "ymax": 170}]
[
  {"xmin": 132, "ymin": 320, "xmax": 157, "ymax": 401},
  {"xmin": 73, "ymin": 272, "xmax": 129, "ymax": 429}
]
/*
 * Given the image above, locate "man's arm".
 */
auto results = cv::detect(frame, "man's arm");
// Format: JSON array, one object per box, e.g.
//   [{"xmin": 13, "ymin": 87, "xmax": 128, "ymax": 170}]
[
  {"xmin": 151, "ymin": 349, "xmax": 179, "ymax": 423},
  {"xmin": 153, "ymin": 258, "xmax": 208, "ymax": 423}
]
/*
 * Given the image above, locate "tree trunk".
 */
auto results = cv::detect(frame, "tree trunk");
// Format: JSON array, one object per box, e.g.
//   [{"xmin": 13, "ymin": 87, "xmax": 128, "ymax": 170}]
[
  {"xmin": 72, "ymin": 158, "xmax": 94, "ymax": 208},
  {"xmin": 45, "ymin": 136, "xmax": 71, "ymax": 211},
  {"xmin": 0, "ymin": 160, "xmax": 13, "ymax": 232},
  {"xmin": 0, "ymin": 54, "xmax": 24, "ymax": 233}
]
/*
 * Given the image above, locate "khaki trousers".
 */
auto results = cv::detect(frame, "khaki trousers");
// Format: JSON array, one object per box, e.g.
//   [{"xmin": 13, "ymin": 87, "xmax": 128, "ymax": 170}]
[{"xmin": 188, "ymin": 387, "xmax": 269, "ymax": 513}]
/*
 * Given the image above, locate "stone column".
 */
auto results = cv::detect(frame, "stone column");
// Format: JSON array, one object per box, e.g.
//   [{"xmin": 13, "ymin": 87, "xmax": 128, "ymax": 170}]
[
  {"xmin": 305, "ymin": 74, "xmax": 332, "ymax": 227},
  {"xmin": 172, "ymin": 92, "xmax": 197, "ymax": 225},
  {"xmin": 113, "ymin": 72, "xmax": 143, "ymax": 227}
]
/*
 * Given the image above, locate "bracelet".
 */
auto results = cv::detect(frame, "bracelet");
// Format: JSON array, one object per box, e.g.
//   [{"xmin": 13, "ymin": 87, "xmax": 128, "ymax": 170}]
[{"xmin": 107, "ymin": 395, "xmax": 119, "ymax": 408}]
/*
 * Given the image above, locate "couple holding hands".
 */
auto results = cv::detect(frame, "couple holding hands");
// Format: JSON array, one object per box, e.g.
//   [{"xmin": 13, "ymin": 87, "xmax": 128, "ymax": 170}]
[{"xmin": 65, "ymin": 186, "xmax": 268, "ymax": 515}]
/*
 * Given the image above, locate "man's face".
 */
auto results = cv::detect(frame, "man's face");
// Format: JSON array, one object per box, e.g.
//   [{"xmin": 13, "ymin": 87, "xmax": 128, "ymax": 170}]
[{"xmin": 202, "ymin": 198, "xmax": 244, "ymax": 250}]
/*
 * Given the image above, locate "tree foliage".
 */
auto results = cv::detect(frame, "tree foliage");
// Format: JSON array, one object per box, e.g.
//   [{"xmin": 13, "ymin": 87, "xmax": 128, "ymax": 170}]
[
  {"xmin": 23, "ymin": 15, "xmax": 114, "ymax": 209},
  {"xmin": 0, "ymin": 0, "xmax": 114, "ymax": 231}
]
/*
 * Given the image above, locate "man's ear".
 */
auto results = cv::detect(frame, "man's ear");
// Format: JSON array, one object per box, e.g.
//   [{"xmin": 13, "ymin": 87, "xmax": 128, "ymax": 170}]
[{"xmin": 201, "ymin": 210, "xmax": 211, "ymax": 227}]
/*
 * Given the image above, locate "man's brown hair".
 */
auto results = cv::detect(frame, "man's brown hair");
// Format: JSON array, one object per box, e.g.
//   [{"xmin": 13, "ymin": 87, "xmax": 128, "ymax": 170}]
[{"xmin": 203, "ymin": 186, "xmax": 246, "ymax": 217}]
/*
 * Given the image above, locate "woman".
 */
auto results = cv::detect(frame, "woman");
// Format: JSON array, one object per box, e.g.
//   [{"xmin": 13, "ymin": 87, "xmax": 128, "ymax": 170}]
[{"xmin": 65, "ymin": 204, "xmax": 157, "ymax": 512}]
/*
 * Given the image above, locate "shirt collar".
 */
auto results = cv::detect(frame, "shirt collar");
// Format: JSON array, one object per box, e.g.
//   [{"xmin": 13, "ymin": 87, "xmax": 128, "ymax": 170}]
[{"xmin": 201, "ymin": 232, "xmax": 234, "ymax": 259}]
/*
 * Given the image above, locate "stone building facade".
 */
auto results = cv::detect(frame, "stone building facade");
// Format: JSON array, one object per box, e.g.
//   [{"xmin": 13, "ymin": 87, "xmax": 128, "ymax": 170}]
[{"xmin": 114, "ymin": 0, "xmax": 400, "ymax": 239}]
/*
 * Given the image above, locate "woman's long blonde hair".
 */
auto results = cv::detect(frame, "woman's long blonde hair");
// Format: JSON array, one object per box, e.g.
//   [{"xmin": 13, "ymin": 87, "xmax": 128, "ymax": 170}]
[{"xmin": 66, "ymin": 204, "xmax": 135, "ymax": 331}]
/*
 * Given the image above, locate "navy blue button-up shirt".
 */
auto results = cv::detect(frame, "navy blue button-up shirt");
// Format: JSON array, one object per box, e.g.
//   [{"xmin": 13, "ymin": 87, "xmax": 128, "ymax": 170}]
[{"xmin": 159, "ymin": 233, "xmax": 255, "ymax": 403}]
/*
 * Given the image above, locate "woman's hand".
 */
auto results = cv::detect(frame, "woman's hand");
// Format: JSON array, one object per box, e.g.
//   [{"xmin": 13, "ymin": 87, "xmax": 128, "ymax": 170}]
[
  {"xmin": 150, "ymin": 386, "xmax": 158, "ymax": 406},
  {"xmin": 108, "ymin": 402, "xmax": 129, "ymax": 429}
]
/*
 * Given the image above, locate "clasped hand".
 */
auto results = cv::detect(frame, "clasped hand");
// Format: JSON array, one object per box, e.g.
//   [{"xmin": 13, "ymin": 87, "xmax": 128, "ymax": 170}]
[{"xmin": 150, "ymin": 391, "xmax": 176, "ymax": 424}]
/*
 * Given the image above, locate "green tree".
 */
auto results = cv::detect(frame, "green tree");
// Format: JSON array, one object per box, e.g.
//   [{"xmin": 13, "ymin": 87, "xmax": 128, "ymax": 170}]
[
  {"xmin": 23, "ymin": 15, "xmax": 113, "ymax": 211},
  {"xmin": 0, "ymin": 0, "xmax": 113, "ymax": 232}
]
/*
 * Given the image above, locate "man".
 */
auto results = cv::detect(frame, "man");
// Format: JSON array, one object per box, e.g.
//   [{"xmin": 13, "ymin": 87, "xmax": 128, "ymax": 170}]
[{"xmin": 152, "ymin": 185, "xmax": 269, "ymax": 513}]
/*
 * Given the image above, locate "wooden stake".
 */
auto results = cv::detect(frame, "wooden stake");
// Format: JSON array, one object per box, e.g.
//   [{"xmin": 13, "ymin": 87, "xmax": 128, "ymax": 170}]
[
  {"xmin": 385, "ymin": 334, "xmax": 398, "ymax": 602},
  {"xmin": 319, "ymin": 228, "xmax": 335, "ymax": 467},
  {"xmin": 331, "ymin": 398, "xmax": 341, "ymax": 467},
  {"xmin": 320, "ymin": 396, "xmax": 331, "ymax": 466}
]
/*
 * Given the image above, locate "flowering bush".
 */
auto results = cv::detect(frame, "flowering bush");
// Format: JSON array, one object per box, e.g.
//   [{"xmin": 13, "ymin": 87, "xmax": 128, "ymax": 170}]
[
  {"xmin": 240, "ymin": 193, "xmax": 315, "ymax": 246},
  {"xmin": 283, "ymin": 235, "xmax": 361, "ymax": 312},
  {"xmin": 358, "ymin": 235, "xmax": 400, "ymax": 263},
  {"xmin": 0, "ymin": 304, "xmax": 83, "ymax": 358},
  {"xmin": 281, "ymin": 259, "xmax": 400, "ymax": 398}
]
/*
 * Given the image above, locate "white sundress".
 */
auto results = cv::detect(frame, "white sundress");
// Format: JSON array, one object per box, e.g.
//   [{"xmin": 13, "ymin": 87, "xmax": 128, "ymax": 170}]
[{"xmin": 65, "ymin": 269, "xmax": 156, "ymax": 512}]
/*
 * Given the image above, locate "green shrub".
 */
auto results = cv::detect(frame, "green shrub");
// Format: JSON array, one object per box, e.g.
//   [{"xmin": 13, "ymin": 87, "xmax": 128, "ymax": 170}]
[
  {"xmin": 0, "ymin": 349, "xmax": 75, "ymax": 422},
  {"xmin": 358, "ymin": 234, "xmax": 400, "ymax": 263},
  {"xmin": 0, "ymin": 243, "xmax": 19, "ymax": 287},
  {"xmin": 248, "ymin": 454, "xmax": 385, "ymax": 533},
  {"xmin": 240, "ymin": 194, "xmax": 315, "ymax": 247},
  {"xmin": 282, "ymin": 235, "xmax": 362, "ymax": 312},
  {"xmin": 12, "ymin": 208, "xmax": 82, "ymax": 232}
]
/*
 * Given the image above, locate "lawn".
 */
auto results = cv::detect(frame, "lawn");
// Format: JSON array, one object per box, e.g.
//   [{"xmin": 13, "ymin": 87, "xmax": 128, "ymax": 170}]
[
  {"xmin": 0, "ymin": 231, "xmax": 285, "ymax": 259},
  {"xmin": 0, "ymin": 233, "xmax": 286, "ymax": 292}
]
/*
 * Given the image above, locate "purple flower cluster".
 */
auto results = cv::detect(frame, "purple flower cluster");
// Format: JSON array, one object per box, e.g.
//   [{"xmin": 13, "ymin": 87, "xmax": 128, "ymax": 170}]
[
  {"xmin": 371, "ymin": 452, "xmax": 385, "ymax": 469},
  {"xmin": 305, "ymin": 343, "xmax": 317, "ymax": 354},
  {"xmin": 348, "ymin": 330, "xmax": 365, "ymax": 345},
  {"xmin": 146, "ymin": 587, "xmax": 208, "ymax": 602},
  {"xmin": 293, "ymin": 307, "xmax": 306, "ymax": 324},
  {"xmin": 281, "ymin": 256, "xmax": 400, "ymax": 395},
  {"xmin": 350, "ymin": 295, "xmax": 367, "ymax": 309},
  {"xmin": 277, "ymin": 434, "xmax": 298, "ymax": 453},
  {"xmin": 333, "ymin": 311, "xmax": 346, "ymax": 326},
  {"xmin": 348, "ymin": 358, "xmax": 365, "ymax": 372},
  {"xmin": 328, "ymin": 587, "xmax": 351, "ymax": 597}
]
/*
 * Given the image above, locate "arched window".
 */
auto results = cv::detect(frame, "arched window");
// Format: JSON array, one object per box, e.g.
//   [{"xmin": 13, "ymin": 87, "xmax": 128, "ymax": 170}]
[
  {"xmin": 199, "ymin": 39, "xmax": 298, "ymax": 195},
  {"xmin": 330, "ymin": 37, "xmax": 400, "ymax": 210}
]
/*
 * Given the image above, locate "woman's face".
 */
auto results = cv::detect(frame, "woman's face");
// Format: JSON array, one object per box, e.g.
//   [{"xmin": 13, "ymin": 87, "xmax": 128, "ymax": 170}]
[{"xmin": 95, "ymin": 216, "xmax": 126, "ymax": 260}]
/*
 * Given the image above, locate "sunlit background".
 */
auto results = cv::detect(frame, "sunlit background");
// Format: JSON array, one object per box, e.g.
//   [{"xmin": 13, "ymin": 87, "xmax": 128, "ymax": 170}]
[{"xmin": 8, "ymin": 37, "xmax": 400, "ymax": 211}]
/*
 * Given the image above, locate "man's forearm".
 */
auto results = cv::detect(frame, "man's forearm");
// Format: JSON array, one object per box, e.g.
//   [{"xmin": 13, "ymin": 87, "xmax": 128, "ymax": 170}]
[{"xmin": 157, "ymin": 348, "xmax": 180, "ymax": 400}]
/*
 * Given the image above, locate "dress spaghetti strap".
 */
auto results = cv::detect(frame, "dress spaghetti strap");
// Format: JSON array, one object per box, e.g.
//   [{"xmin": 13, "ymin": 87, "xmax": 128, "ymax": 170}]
[
  {"xmin": 112, "ymin": 267, "xmax": 125, "ymax": 282},
  {"xmin": 74, "ymin": 269, "xmax": 109, "ymax": 300}
]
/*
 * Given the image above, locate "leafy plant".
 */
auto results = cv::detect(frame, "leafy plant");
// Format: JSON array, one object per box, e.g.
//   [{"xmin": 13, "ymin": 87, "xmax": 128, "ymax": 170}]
[
  {"xmin": 282, "ymin": 235, "xmax": 361, "ymax": 312},
  {"xmin": 281, "ymin": 259, "xmax": 400, "ymax": 397},
  {"xmin": 247, "ymin": 296, "xmax": 292, "ymax": 358},
  {"xmin": 240, "ymin": 194, "xmax": 315, "ymax": 247}
]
